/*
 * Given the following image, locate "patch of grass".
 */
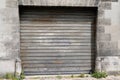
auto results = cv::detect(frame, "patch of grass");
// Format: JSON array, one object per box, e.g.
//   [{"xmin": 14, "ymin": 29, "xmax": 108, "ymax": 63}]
[
  {"xmin": 3, "ymin": 73, "xmax": 19, "ymax": 80},
  {"xmin": 0, "ymin": 71, "xmax": 25, "ymax": 80},
  {"xmin": 91, "ymin": 71, "xmax": 108, "ymax": 79},
  {"xmin": 20, "ymin": 71, "xmax": 25, "ymax": 80}
]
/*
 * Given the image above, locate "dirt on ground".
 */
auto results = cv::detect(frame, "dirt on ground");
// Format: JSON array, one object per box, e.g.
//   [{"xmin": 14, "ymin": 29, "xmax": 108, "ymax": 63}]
[{"xmin": 24, "ymin": 76, "xmax": 120, "ymax": 80}]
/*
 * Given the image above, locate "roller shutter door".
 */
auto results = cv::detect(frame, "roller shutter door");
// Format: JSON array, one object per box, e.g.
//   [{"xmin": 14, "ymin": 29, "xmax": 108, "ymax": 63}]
[{"xmin": 20, "ymin": 7, "xmax": 97, "ymax": 75}]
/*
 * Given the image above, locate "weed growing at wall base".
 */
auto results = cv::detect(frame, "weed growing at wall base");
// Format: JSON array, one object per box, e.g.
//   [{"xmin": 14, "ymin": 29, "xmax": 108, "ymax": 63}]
[
  {"xmin": 91, "ymin": 71, "xmax": 108, "ymax": 78},
  {"xmin": 0, "ymin": 71, "xmax": 25, "ymax": 80},
  {"xmin": 3, "ymin": 73, "xmax": 19, "ymax": 80}
]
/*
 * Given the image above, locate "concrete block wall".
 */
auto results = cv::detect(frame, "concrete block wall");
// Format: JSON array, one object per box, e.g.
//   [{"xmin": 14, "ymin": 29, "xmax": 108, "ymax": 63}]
[
  {"xmin": 0, "ymin": 0, "xmax": 120, "ymax": 75},
  {"xmin": 19, "ymin": 0, "xmax": 120, "ymax": 74},
  {"xmin": 19, "ymin": 0, "xmax": 97, "ymax": 6},
  {"xmin": 96, "ymin": 0, "xmax": 120, "ymax": 74},
  {"xmin": 0, "ymin": 0, "xmax": 20, "ymax": 75}
]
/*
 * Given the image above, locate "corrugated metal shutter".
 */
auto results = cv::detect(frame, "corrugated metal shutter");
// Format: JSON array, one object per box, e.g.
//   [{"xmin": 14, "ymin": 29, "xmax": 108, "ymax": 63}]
[{"xmin": 20, "ymin": 7, "xmax": 97, "ymax": 75}]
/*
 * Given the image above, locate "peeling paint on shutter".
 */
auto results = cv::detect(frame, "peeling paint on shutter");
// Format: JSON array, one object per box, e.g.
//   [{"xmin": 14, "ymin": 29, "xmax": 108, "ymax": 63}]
[{"xmin": 20, "ymin": 6, "xmax": 97, "ymax": 75}]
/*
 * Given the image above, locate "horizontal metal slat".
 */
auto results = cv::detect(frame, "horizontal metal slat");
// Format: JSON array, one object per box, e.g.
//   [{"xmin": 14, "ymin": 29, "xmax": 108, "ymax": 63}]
[
  {"xmin": 20, "ymin": 46, "xmax": 93, "ymax": 50},
  {"xmin": 20, "ymin": 22, "xmax": 92, "ymax": 26},
  {"xmin": 21, "ymin": 51, "xmax": 93, "ymax": 53},
  {"xmin": 21, "ymin": 18, "xmax": 94, "ymax": 21},
  {"xmin": 21, "ymin": 59, "xmax": 94, "ymax": 63},
  {"xmin": 21, "ymin": 45, "xmax": 92, "ymax": 48},
  {"xmin": 21, "ymin": 32, "xmax": 92, "ymax": 33},
  {"xmin": 21, "ymin": 54, "xmax": 94, "ymax": 58},
  {"xmin": 20, "ymin": 20, "xmax": 93, "ymax": 24},
  {"xmin": 21, "ymin": 35, "xmax": 91, "ymax": 37},
  {"xmin": 24, "ymin": 71, "xmax": 90, "ymax": 75},
  {"xmin": 20, "ymin": 49, "xmax": 93, "ymax": 52},
  {"xmin": 21, "ymin": 39, "xmax": 92, "ymax": 42},
  {"xmin": 21, "ymin": 35, "xmax": 91, "ymax": 38},
  {"xmin": 21, "ymin": 42, "xmax": 91, "ymax": 45},
  {"xmin": 21, "ymin": 29, "xmax": 92, "ymax": 32},
  {"xmin": 20, "ymin": 43, "xmax": 93, "ymax": 46},
  {"xmin": 21, "ymin": 56, "xmax": 93, "ymax": 60},
  {"xmin": 21, "ymin": 39, "xmax": 91, "ymax": 43},
  {"xmin": 21, "ymin": 14, "xmax": 95, "ymax": 17},
  {"xmin": 20, "ymin": 40, "xmax": 92, "ymax": 43},
  {"xmin": 21, "ymin": 21, "xmax": 93, "ymax": 24},
  {"xmin": 21, "ymin": 17, "xmax": 94, "ymax": 21},
  {"xmin": 21, "ymin": 37, "xmax": 91, "ymax": 41},
  {"xmin": 24, "ymin": 67, "xmax": 91, "ymax": 72},
  {"xmin": 20, "ymin": 47, "xmax": 92, "ymax": 50},
  {"xmin": 21, "ymin": 11, "xmax": 95, "ymax": 15},
  {"xmin": 20, "ymin": 45, "xmax": 93, "ymax": 48},
  {"xmin": 20, "ymin": 53, "xmax": 93, "ymax": 57},
  {"xmin": 21, "ymin": 13, "xmax": 95, "ymax": 15},
  {"xmin": 21, "ymin": 34, "xmax": 91, "ymax": 36},
  {"xmin": 20, "ymin": 28, "xmax": 92, "ymax": 30},
  {"xmin": 21, "ymin": 24, "xmax": 92, "ymax": 27},
  {"xmin": 20, "ymin": 27, "xmax": 91, "ymax": 30},
  {"xmin": 20, "ymin": 42, "xmax": 92, "ymax": 47},
  {"xmin": 22, "ymin": 59, "xmax": 93, "ymax": 64},
  {"xmin": 20, "ymin": 43, "xmax": 93, "ymax": 47},
  {"xmin": 23, "ymin": 64, "xmax": 92, "ymax": 68},
  {"xmin": 21, "ymin": 33, "xmax": 93, "ymax": 36},
  {"xmin": 20, "ymin": 49, "xmax": 92, "ymax": 51}
]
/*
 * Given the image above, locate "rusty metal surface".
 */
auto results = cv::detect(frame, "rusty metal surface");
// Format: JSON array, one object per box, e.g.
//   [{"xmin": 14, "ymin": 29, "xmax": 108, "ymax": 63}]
[{"xmin": 20, "ymin": 7, "xmax": 97, "ymax": 75}]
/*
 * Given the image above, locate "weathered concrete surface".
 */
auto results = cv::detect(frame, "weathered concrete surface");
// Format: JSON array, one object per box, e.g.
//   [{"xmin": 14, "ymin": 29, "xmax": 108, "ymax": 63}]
[
  {"xmin": 96, "ymin": 0, "xmax": 120, "ymax": 74},
  {"xmin": 101, "ymin": 57, "xmax": 120, "ymax": 72},
  {"xmin": 0, "ymin": 0, "xmax": 20, "ymax": 75},
  {"xmin": 19, "ymin": 0, "xmax": 97, "ymax": 6},
  {"xmin": 0, "ymin": 0, "xmax": 120, "ymax": 75},
  {"xmin": 0, "ymin": 59, "xmax": 15, "ymax": 75}
]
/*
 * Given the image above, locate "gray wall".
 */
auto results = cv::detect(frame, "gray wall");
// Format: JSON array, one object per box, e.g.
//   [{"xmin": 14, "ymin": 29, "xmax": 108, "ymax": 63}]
[
  {"xmin": 0, "ymin": 0, "xmax": 120, "ymax": 75},
  {"xmin": 96, "ymin": 0, "xmax": 120, "ymax": 74},
  {"xmin": 0, "ymin": 0, "xmax": 20, "ymax": 75}
]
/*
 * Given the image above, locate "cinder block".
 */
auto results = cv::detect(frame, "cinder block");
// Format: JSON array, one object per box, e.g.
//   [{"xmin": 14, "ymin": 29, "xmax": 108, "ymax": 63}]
[
  {"xmin": 97, "ymin": 26, "xmax": 105, "ymax": 33},
  {"xmin": 98, "ymin": 41, "xmax": 118, "ymax": 50},
  {"xmin": 97, "ymin": 33, "xmax": 111, "ymax": 41},
  {"xmin": 0, "ymin": 59, "xmax": 15, "ymax": 75},
  {"xmin": 98, "ymin": 49, "xmax": 118, "ymax": 56},
  {"xmin": 0, "ymin": 8, "xmax": 19, "ymax": 24},
  {"xmin": 101, "ymin": 57, "xmax": 120, "ymax": 72},
  {"xmin": 99, "ymin": 2, "xmax": 111, "ymax": 10},
  {"xmin": 97, "ymin": 9, "xmax": 105, "ymax": 17},
  {"xmin": 6, "ymin": 0, "xmax": 18, "ymax": 8},
  {"xmin": 98, "ymin": 18, "xmax": 111, "ymax": 26}
]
